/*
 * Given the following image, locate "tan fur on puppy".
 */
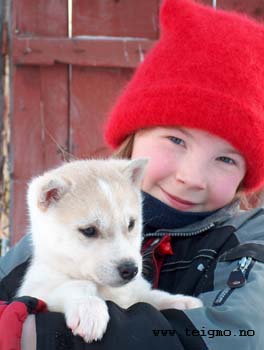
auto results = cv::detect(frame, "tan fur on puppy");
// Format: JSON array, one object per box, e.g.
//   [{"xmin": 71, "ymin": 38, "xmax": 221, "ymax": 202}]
[{"xmin": 17, "ymin": 159, "xmax": 202, "ymax": 343}]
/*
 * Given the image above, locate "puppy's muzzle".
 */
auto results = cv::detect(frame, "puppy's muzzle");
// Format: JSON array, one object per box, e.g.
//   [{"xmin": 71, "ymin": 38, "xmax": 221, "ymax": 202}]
[{"xmin": 117, "ymin": 260, "xmax": 138, "ymax": 281}]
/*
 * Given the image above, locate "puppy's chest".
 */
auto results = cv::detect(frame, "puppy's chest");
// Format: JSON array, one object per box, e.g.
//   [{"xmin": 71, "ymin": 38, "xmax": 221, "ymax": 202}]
[{"xmin": 98, "ymin": 283, "xmax": 139, "ymax": 309}]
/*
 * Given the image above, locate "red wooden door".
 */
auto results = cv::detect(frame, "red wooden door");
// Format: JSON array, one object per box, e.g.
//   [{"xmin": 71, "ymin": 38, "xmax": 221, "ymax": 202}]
[
  {"xmin": 9, "ymin": 0, "xmax": 264, "ymax": 245},
  {"xmin": 69, "ymin": 1, "xmax": 159, "ymax": 158},
  {"xmin": 10, "ymin": 0, "xmax": 158, "ymax": 245},
  {"xmin": 11, "ymin": 1, "xmax": 69, "ymax": 245}
]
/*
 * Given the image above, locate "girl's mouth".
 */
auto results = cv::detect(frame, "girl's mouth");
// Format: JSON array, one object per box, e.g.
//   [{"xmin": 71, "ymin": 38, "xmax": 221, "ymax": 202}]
[{"xmin": 159, "ymin": 187, "xmax": 197, "ymax": 210}]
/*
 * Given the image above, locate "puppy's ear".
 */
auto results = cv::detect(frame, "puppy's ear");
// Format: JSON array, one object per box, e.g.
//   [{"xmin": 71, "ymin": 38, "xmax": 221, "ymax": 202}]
[
  {"xmin": 123, "ymin": 158, "xmax": 148, "ymax": 187},
  {"xmin": 37, "ymin": 177, "xmax": 71, "ymax": 211}
]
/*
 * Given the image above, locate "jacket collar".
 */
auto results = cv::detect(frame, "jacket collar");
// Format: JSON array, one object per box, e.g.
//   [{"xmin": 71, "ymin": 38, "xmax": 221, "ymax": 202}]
[{"xmin": 143, "ymin": 199, "xmax": 241, "ymax": 238}]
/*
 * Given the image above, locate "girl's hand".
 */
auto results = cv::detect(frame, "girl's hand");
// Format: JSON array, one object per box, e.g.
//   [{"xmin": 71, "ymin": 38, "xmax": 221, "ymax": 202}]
[
  {"xmin": 0, "ymin": 297, "xmax": 46, "ymax": 350},
  {"xmin": 21, "ymin": 315, "xmax": 36, "ymax": 350}
]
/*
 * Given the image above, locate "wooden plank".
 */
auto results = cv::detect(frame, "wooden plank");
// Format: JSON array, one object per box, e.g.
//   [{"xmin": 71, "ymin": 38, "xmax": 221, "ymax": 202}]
[
  {"xmin": 196, "ymin": 0, "xmax": 213, "ymax": 5},
  {"xmin": 70, "ymin": 0, "xmax": 160, "ymax": 159},
  {"xmin": 12, "ymin": 0, "xmax": 68, "ymax": 36},
  {"xmin": 11, "ymin": 0, "xmax": 68, "ymax": 244},
  {"xmin": 11, "ymin": 64, "xmax": 69, "ymax": 244},
  {"xmin": 73, "ymin": 0, "xmax": 160, "ymax": 39},
  {"xmin": 0, "ymin": 0, "xmax": 4, "ymax": 124},
  {"xmin": 217, "ymin": 0, "xmax": 264, "ymax": 20},
  {"xmin": 11, "ymin": 65, "xmax": 69, "ymax": 179},
  {"xmin": 12, "ymin": 36, "xmax": 155, "ymax": 68},
  {"xmin": 0, "ymin": 0, "xmax": 4, "ymax": 246},
  {"xmin": 69, "ymin": 67, "xmax": 133, "ymax": 158}
]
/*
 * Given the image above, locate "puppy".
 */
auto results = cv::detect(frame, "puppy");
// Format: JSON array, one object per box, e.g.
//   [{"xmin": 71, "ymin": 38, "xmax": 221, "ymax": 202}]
[{"xmin": 17, "ymin": 158, "xmax": 202, "ymax": 343}]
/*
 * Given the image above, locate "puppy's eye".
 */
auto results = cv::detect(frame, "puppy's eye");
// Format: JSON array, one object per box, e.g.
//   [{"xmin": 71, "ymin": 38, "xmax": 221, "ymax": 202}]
[
  {"xmin": 128, "ymin": 218, "xmax": 135, "ymax": 231},
  {"xmin": 78, "ymin": 226, "xmax": 98, "ymax": 238}
]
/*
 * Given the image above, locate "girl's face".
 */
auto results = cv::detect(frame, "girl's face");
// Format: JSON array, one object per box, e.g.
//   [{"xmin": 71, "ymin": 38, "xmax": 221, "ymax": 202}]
[{"xmin": 131, "ymin": 127, "xmax": 246, "ymax": 212}]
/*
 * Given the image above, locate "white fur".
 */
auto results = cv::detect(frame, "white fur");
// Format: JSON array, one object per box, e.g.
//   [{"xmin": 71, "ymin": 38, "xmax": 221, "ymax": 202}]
[{"xmin": 17, "ymin": 158, "xmax": 203, "ymax": 343}]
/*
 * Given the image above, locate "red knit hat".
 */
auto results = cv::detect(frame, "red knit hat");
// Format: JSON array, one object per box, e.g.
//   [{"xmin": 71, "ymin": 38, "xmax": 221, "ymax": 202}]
[{"xmin": 104, "ymin": 0, "xmax": 264, "ymax": 192}]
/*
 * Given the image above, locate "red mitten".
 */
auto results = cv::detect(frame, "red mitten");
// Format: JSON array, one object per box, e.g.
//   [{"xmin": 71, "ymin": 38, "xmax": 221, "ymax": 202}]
[{"xmin": 0, "ymin": 297, "xmax": 47, "ymax": 350}]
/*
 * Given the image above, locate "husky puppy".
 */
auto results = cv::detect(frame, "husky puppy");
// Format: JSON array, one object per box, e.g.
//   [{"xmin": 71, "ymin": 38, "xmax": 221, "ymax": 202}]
[{"xmin": 17, "ymin": 158, "xmax": 202, "ymax": 343}]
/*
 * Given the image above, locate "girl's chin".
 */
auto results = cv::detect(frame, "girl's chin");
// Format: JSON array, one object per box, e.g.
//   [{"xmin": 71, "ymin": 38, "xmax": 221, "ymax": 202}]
[{"xmin": 154, "ymin": 187, "xmax": 210, "ymax": 212}]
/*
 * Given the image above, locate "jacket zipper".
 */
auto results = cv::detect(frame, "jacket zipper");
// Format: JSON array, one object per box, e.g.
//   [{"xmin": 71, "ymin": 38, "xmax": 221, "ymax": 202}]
[
  {"xmin": 238, "ymin": 257, "xmax": 252, "ymax": 274},
  {"xmin": 144, "ymin": 223, "xmax": 215, "ymax": 238},
  {"xmin": 213, "ymin": 257, "xmax": 253, "ymax": 306}
]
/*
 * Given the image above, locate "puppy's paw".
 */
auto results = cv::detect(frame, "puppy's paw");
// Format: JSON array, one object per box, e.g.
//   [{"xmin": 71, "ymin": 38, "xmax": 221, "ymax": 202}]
[
  {"xmin": 65, "ymin": 296, "xmax": 110, "ymax": 343},
  {"xmin": 156, "ymin": 294, "xmax": 203, "ymax": 310},
  {"xmin": 168, "ymin": 295, "xmax": 203, "ymax": 310}
]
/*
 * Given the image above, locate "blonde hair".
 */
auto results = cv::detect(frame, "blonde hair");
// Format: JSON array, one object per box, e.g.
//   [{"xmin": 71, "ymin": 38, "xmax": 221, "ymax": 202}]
[
  {"xmin": 113, "ymin": 134, "xmax": 264, "ymax": 210},
  {"xmin": 112, "ymin": 134, "xmax": 135, "ymax": 159}
]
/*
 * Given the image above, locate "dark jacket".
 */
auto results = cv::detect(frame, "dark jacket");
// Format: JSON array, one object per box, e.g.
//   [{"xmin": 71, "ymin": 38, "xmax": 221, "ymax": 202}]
[{"xmin": 1, "ymin": 200, "xmax": 264, "ymax": 350}]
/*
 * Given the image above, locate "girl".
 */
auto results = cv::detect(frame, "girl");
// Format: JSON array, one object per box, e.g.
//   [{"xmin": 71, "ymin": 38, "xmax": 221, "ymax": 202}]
[{"xmin": 1, "ymin": 0, "xmax": 264, "ymax": 349}]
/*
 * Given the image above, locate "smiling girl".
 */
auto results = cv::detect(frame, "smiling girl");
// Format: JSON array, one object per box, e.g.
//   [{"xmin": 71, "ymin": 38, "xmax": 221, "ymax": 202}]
[
  {"xmin": 131, "ymin": 127, "xmax": 246, "ymax": 212},
  {"xmin": 1, "ymin": 0, "xmax": 264, "ymax": 350}
]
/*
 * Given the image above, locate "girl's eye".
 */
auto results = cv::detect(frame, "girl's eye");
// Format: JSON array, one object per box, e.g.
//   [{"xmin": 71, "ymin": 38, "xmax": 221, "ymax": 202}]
[
  {"xmin": 168, "ymin": 136, "xmax": 185, "ymax": 146},
  {"xmin": 217, "ymin": 156, "xmax": 236, "ymax": 165}
]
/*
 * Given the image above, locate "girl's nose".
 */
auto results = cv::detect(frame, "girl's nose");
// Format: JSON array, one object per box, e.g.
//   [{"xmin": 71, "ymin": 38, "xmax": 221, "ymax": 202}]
[{"xmin": 174, "ymin": 160, "xmax": 207, "ymax": 190}]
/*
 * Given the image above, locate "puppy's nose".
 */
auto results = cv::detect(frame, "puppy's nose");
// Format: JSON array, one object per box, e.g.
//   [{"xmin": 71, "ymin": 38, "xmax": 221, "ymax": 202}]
[{"xmin": 118, "ymin": 261, "xmax": 138, "ymax": 281}]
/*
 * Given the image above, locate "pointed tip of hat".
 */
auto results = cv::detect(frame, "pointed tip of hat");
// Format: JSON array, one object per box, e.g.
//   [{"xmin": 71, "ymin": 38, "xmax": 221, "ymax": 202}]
[
  {"xmin": 160, "ymin": 0, "xmax": 264, "ymax": 34},
  {"xmin": 160, "ymin": 0, "xmax": 212, "ymax": 34}
]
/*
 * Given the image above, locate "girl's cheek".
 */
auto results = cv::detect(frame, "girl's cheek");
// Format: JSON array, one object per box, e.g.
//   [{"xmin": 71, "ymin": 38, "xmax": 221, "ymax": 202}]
[
  {"xmin": 151, "ymin": 150, "xmax": 175, "ymax": 173},
  {"xmin": 209, "ymin": 176, "xmax": 240, "ymax": 206},
  {"xmin": 141, "ymin": 156, "xmax": 172, "ymax": 190},
  {"xmin": 142, "ymin": 161, "xmax": 164, "ymax": 186}
]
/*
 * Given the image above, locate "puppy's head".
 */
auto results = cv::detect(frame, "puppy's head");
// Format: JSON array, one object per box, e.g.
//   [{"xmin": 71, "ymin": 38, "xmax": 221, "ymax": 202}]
[{"xmin": 28, "ymin": 158, "xmax": 148, "ymax": 287}]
